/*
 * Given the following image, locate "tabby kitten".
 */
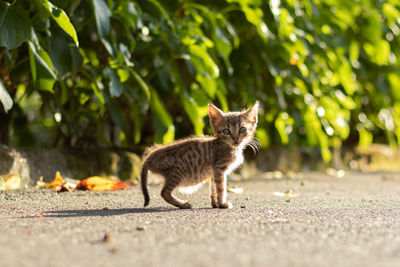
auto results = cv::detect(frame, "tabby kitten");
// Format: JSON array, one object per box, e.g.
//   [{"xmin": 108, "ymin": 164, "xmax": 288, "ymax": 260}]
[{"xmin": 141, "ymin": 101, "xmax": 259, "ymax": 209}]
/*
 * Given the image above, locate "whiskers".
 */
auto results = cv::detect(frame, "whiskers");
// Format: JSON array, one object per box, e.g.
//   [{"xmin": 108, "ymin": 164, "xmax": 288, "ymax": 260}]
[{"xmin": 246, "ymin": 137, "xmax": 261, "ymax": 154}]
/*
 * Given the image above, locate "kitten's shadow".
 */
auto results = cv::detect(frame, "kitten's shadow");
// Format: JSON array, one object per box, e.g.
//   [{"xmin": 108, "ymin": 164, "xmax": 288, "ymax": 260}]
[{"xmin": 27, "ymin": 207, "xmax": 170, "ymax": 218}]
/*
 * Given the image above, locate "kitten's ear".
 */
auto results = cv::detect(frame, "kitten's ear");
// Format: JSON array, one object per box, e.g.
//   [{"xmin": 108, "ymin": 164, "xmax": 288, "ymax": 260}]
[
  {"xmin": 245, "ymin": 101, "xmax": 259, "ymax": 124},
  {"xmin": 208, "ymin": 104, "xmax": 224, "ymax": 126}
]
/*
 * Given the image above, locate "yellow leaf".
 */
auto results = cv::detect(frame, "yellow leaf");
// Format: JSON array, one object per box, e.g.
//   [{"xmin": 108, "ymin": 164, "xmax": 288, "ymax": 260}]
[
  {"xmin": 76, "ymin": 176, "xmax": 128, "ymax": 191},
  {"xmin": 2, "ymin": 173, "xmax": 21, "ymax": 190},
  {"xmin": 46, "ymin": 171, "xmax": 64, "ymax": 189}
]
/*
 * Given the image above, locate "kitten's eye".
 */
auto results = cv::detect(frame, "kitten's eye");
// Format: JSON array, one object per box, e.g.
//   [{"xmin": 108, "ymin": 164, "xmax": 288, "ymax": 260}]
[
  {"xmin": 239, "ymin": 127, "xmax": 247, "ymax": 133},
  {"xmin": 222, "ymin": 129, "xmax": 231, "ymax": 135}
]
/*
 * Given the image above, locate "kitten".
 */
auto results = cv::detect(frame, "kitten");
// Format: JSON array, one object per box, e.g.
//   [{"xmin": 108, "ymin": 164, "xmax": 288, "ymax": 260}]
[{"xmin": 140, "ymin": 101, "xmax": 259, "ymax": 209}]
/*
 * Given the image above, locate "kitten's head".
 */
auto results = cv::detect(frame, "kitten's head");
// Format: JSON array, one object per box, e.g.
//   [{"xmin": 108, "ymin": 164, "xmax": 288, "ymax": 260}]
[{"xmin": 208, "ymin": 101, "xmax": 259, "ymax": 148}]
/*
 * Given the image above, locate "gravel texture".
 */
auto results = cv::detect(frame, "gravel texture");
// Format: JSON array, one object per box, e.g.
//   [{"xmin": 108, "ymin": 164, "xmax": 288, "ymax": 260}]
[{"xmin": 1, "ymin": 172, "xmax": 400, "ymax": 267}]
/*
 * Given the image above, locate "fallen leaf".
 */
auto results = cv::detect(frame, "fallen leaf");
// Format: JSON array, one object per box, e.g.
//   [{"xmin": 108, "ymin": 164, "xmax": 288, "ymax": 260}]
[
  {"xmin": 273, "ymin": 190, "xmax": 297, "ymax": 197},
  {"xmin": 76, "ymin": 176, "xmax": 128, "ymax": 191},
  {"xmin": 273, "ymin": 192, "xmax": 286, "ymax": 197},
  {"xmin": 57, "ymin": 181, "xmax": 76, "ymax": 192},
  {"xmin": 227, "ymin": 186, "xmax": 244, "ymax": 194},
  {"xmin": 327, "ymin": 168, "xmax": 345, "ymax": 178},
  {"xmin": 35, "ymin": 176, "xmax": 47, "ymax": 189},
  {"xmin": 0, "ymin": 173, "xmax": 21, "ymax": 190},
  {"xmin": 262, "ymin": 171, "xmax": 284, "ymax": 179},
  {"xmin": 46, "ymin": 172, "xmax": 64, "ymax": 189},
  {"xmin": 284, "ymin": 190, "xmax": 297, "ymax": 196},
  {"xmin": 36, "ymin": 172, "xmax": 76, "ymax": 192}
]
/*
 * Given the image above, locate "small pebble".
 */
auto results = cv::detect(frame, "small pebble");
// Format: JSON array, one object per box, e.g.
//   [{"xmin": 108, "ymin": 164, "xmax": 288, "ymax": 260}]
[
  {"xmin": 136, "ymin": 225, "xmax": 147, "ymax": 231},
  {"xmin": 285, "ymin": 199, "xmax": 291, "ymax": 203},
  {"xmin": 103, "ymin": 207, "xmax": 109, "ymax": 210},
  {"xmin": 103, "ymin": 234, "xmax": 113, "ymax": 243},
  {"xmin": 240, "ymin": 205, "xmax": 246, "ymax": 209}
]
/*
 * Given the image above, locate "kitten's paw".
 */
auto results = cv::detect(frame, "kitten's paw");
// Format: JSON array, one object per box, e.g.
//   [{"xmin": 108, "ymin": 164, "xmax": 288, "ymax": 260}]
[
  {"xmin": 212, "ymin": 203, "xmax": 218, "ymax": 208},
  {"xmin": 179, "ymin": 202, "xmax": 192, "ymax": 209},
  {"xmin": 219, "ymin": 201, "xmax": 233, "ymax": 209}
]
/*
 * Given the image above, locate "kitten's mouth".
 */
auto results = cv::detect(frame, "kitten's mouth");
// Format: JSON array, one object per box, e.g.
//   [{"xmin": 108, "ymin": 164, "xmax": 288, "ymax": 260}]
[{"xmin": 231, "ymin": 140, "xmax": 240, "ymax": 146}]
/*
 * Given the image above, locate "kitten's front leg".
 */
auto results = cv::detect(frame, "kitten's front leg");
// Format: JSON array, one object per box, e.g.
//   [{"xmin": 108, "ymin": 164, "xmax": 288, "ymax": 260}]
[{"xmin": 214, "ymin": 172, "xmax": 233, "ymax": 209}]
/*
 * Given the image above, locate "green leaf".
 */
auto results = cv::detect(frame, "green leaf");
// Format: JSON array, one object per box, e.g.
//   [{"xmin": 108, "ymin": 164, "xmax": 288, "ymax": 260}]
[
  {"xmin": 131, "ymin": 104, "xmax": 142, "ymax": 144},
  {"xmin": 195, "ymin": 73, "xmax": 217, "ymax": 98},
  {"xmin": 28, "ymin": 41, "xmax": 57, "ymax": 92},
  {"xmin": 338, "ymin": 62, "xmax": 355, "ymax": 95},
  {"xmin": 180, "ymin": 88, "xmax": 208, "ymax": 135},
  {"xmin": 375, "ymin": 39, "xmax": 390, "ymax": 65},
  {"xmin": 349, "ymin": 41, "xmax": 359, "ymax": 62},
  {"xmin": 150, "ymin": 89, "xmax": 174, "ymax": 144},
  {"xmin": 334, "ymin": 90, "xmax": 356, "ymax": 110},
  {"xmin": 130, "ymin": 69, "xmax": 150, "ymax": 100},
  {"xmin": 91, "ymin": 0, "xmax": 111, "ymax": 38},
  {"xmin": 189, "ymin": 45, "xmax": 219, "ymax": 78},
  {"xmin": 358, "ymin": 128, "xmax": 373, "ymax": 147},
  {"xmin": 0, "ymin": 5, "xmax": 31, "ymax": 49},
  {"xmin": 0, "ymin": 78, "xmax": 13, "ymax": 112},
  {"xmin": 215, "ymin": 80, "xmax": 228, "ymax": 111},
  {"xmin": 321, "ymin": 147, "xmax": 331, "ymax": 162},
  {"xmin": 0, "ymin": 1, "xmax": 9, "ymax": 27},
  {"xmin": 228, "ymin": 0, "xmax": 273, "ymax": 41},
  {"xmin": 275, "ymin": 112, "xmax": 294, "ymax": 145},
  {"xmin": 49, "ymin": 29, "xmax": 79, "ymax": 77},
  {"xmin": 108, "ymin": 69, "xmax": 123, "ymax": 98},
  {"xmin": 43, "ymin": 1, "xmax": 79, "ymax": 46},
  {"xmin": 109, "ymin": 101, "xmax": 129, "ymax": 134},
  {"xmin": 142, "ymin": 0, "xmax": 170, "ymax": 20},
  {"xmin": 255, "ymin": 129, "xmax": 270, "ymax": 147},
  {"xmin": 382, "ymin": 3, "xmax": 400, "ymax": 21},
  {"xmin": 388, "ymin": 73, "xmax": 400, "ymax": 101}
]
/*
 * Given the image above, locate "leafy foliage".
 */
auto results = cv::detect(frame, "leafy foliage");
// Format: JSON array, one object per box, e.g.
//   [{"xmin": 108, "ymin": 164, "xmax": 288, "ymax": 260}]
[{"xmin": 0, "ymin": 0, "xmax": 400, "ymax": 161}]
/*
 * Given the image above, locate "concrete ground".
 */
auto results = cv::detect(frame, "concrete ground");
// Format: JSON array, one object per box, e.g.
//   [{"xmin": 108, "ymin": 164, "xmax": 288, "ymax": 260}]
[{"xmin": 1, "ymin": 172, "xmax": 400, "ymax": 267}]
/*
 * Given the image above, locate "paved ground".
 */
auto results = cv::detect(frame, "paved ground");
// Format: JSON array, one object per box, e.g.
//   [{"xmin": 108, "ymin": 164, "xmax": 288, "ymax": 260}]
[{"xmin": 1, "ymin": 172, "xmax": 400, "ymax": 267}]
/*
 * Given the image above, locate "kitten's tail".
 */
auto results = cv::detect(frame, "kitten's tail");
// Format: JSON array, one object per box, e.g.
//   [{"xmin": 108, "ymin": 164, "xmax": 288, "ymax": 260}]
[{"xmin": 141, "ymin": 162, "xmax": 150, "ymax": 207}]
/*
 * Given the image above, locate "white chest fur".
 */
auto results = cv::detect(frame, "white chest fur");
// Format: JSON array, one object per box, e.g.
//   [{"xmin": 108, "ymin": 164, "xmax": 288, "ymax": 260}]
[{"xmin": 225, "ymin": 144, "xmax": 245, "ymax": 176}]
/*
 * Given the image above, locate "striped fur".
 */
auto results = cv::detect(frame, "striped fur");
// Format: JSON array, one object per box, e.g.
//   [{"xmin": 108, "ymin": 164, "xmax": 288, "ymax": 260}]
[{"xmin": 141, "ymin": 101, "xmax": 259, "ymax": 209}]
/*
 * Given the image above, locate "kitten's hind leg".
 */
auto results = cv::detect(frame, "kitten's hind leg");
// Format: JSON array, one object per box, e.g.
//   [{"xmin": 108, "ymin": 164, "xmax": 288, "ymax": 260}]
[
  {"xmin": 210, "ymin": 179, "xmax": 218, "ymax": 208},
  {"xmin": 161, "ymin": 179, "xmax": 192, "ymax": 209}
]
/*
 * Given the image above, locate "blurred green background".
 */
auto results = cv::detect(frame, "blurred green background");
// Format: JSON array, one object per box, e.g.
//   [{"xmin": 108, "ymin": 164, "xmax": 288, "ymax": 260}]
[{"xmin": 0, "ymin": 0, "xmax": 399, "ymax": 162}]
